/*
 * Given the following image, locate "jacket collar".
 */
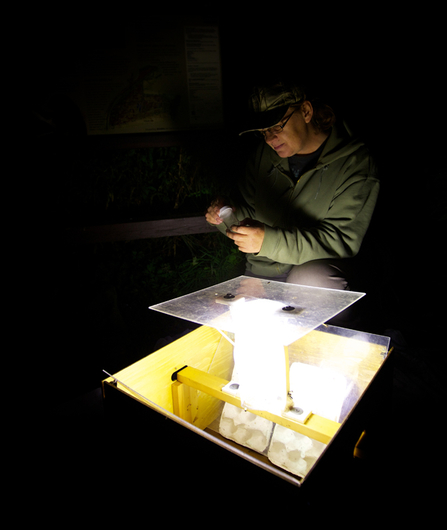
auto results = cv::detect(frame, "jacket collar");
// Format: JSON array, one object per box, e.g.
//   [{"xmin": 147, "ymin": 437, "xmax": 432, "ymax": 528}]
[{"xmin": 269, "ymin": 121, "xmax": 364, "ymax": 171}]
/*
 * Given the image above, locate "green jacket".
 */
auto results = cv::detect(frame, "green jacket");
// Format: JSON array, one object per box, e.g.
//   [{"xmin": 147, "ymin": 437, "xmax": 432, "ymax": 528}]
[{"xmin": 223, "ymin": 122, "xmax": 380, "ymax": 277}]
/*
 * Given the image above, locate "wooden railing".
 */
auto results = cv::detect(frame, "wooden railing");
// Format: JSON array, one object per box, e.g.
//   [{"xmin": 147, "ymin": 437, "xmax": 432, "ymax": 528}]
[
  {"xmin": 73, "ymin": 131, "xmax": 229, "ymax": 245},
  {"xmin": 74, "ymin": 215, "xmax": 218, "ymax": 244}
]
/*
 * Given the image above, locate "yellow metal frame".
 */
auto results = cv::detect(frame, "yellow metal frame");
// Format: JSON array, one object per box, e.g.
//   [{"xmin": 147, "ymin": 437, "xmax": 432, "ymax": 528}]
[{"xmin": 172, "ymin": 365, "xmax": 340, "ymax": 445}]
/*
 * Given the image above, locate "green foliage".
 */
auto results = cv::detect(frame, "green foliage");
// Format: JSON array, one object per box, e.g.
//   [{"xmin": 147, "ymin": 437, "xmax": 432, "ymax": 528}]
[
  {"xmin": 89, "ymin": 232, "xmax": 245, "ymax": 308},
  {"xmin": 69, "ymin": 144, "xmax": 245, "ymax": 309},
  {"xmin": 174, "ymin": 233, "xmax": 245, "ymax": 296},
  {"xmin": 73, "ymin": 146, "xmax": 220, "ymax": 223}
]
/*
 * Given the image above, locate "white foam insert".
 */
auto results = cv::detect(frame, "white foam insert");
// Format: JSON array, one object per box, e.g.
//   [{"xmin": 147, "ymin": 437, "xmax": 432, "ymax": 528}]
[
  {"xmin": 289, "ymin": 362, "xmax": 351, "ymax": 423},
  {"xmin": 268, "ymin": 424, "xmax": 327, "ymax": 477},
  {"xmin": 219, "ymin": 402, "xmax": 274, "ymax": 454}
]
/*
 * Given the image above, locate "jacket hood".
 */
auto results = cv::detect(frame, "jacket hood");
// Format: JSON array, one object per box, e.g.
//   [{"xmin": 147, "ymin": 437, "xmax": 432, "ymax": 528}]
[{"xmin": 319, "ymin": 121, "xmax": 365, "ymax": 165}]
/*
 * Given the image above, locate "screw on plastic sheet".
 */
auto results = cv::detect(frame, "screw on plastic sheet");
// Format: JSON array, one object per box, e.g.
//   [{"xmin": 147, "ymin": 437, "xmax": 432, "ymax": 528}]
[
  {"xmin": 290, "ymin": 406, "xmax": 304, "ymax": 416},
  {"xmin": 282, "ymin": 305, "xmax": 295, "ymax": 312},
  {"xmin": 229, "ymin": 383, "xmax": 239, "ymax": 390},
  {"xmin": 224, "ymin": 293, "xmax": 235, "ymax": 299}
]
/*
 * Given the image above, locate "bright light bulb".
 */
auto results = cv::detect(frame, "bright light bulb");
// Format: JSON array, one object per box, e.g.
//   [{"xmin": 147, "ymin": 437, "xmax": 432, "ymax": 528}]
[{"xmin": 230, "ymin": 298, "xmax": 288, "ymax": 414}]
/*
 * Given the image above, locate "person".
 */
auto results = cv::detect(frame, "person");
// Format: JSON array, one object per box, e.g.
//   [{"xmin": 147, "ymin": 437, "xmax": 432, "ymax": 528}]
[{"xmin": 206, "ymin": 81, "xmax": 379, "ymax": 324}]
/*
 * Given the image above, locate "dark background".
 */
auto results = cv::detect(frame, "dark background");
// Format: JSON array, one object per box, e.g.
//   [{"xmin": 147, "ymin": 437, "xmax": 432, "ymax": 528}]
[{"xmin": 23, "ymin": 10, "xmax": 445, "ymax": 512}]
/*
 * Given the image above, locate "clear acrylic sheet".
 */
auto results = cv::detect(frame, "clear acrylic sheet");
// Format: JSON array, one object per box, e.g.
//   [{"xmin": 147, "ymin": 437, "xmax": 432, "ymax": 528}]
[{"xmin": 150, "ymin": 275, "xmax": 366, "ymax": 345}]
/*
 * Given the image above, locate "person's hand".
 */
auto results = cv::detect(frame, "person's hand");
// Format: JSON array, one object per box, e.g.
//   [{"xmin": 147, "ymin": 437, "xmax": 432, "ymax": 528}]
[
  {"xmin": 226, "ymin": 219, "xmax": 265, "ymax": 254},
  {"xmin": 205, "ymin": 198, "xmax": 226, "ymax": 225}
]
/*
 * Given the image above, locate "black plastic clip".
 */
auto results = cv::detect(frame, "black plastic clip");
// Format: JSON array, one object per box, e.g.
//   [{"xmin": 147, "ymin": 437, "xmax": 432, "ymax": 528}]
[{"xmin": 171, "ymin": 365, "xmax": 188, "ymax": 381}]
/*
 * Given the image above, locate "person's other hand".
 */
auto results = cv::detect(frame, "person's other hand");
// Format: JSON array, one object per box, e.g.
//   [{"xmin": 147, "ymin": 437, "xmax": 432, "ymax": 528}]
[{"xmin": 226, "ymin": 219, "xmax": 265, "ymax": 253}]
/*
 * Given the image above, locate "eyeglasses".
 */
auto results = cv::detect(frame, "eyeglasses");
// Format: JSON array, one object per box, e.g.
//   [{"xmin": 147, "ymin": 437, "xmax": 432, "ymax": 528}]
[{"xmin": 255, "ymin": 110, "xmax": 296, "ymax": 138}]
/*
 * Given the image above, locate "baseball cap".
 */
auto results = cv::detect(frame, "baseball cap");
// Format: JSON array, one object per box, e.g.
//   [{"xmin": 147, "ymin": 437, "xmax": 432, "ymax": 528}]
[{"xmin": 239, "ymin": 82, "xmax": 306, "ymax": 136}]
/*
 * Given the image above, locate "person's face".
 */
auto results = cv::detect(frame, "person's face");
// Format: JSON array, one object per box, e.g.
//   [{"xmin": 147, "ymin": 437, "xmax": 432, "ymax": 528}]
[{"xmin": 262, "ymin": 102, "xmax": 317, "ymax": 157}]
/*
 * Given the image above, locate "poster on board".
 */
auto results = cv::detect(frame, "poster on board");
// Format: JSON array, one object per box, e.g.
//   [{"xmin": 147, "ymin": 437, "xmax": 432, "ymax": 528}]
[{"xmin": 66, "ymin": 19, "xmax": 223, "ymax": 135}]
